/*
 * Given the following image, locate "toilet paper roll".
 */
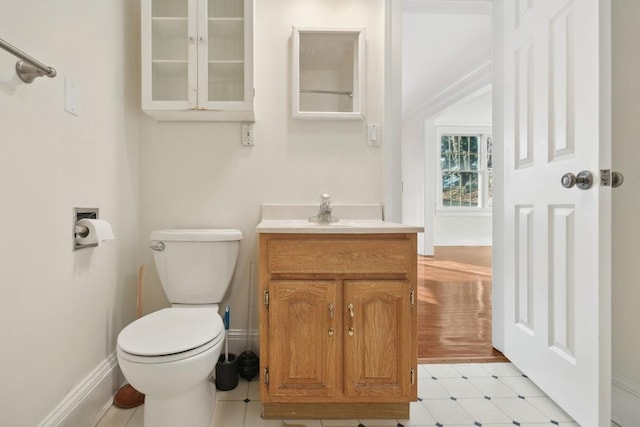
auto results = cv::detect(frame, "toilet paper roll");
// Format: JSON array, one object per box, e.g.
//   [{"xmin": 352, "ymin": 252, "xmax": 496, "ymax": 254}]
[{"xmin": 75, "ymin": 218, "xmax": 115, "ymax": 246}]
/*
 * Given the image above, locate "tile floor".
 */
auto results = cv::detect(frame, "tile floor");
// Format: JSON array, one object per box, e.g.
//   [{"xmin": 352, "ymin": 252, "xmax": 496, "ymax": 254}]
[{"xmin": 98, "ymin": 362, "xmax": 581, "ymax": 427}]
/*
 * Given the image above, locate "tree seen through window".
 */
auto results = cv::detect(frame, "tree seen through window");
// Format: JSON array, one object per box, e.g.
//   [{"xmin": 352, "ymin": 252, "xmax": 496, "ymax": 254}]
[{"xmin": 440, "ymin": 133, "xmax": 492, "ymax": 208}]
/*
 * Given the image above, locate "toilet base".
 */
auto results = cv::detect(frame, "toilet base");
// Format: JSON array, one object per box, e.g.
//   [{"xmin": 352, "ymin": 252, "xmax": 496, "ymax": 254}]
[{"xmin": 143, "ymin": 379, "xmax": 216, "ymax": 427}]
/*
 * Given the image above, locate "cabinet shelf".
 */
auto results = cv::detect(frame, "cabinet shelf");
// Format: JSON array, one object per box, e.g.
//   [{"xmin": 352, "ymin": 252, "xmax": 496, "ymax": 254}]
[
  {"xmin": 152, "ymin": 60, "xmax": 189, "ymax": 70},
  {"xmin": 208, "ymin": 60, "xmax": 244, "ymax": 64},
  {"xmin": 208, "ymin": 17, "xmax": 244, "ymax": 22},
  {"xmin": 151, "ymin": 18, "xmax": 188, "ymax": 36}
]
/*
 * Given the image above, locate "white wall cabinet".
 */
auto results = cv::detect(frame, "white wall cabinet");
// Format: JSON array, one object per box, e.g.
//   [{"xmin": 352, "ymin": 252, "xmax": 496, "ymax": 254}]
[
  {"xmin": 142, "ymin": 0, "xmax": 254, "ymax": 121},
  {"xmin": 292, "ymin": 28, "xmax": 366, "ymax": 120}
]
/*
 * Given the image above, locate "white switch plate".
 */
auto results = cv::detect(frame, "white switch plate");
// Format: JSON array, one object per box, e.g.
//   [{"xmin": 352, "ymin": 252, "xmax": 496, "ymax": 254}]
[
  {"xmin": 65, "ymin": 78, "xmax": 79, "ymax": 116},
  {"xmin": 367, "ymin": 124, "xmax": 381, "ymax": 147},
  {"xmin": 241, "ymin": 123, "xmax": 255, "ymax": 146}
]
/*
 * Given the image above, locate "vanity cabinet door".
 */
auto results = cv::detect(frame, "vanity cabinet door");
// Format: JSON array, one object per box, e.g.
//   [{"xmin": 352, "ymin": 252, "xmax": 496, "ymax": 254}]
[
  {"xmin": 268, "ymin": 280, "xmax": 339, "ymax": 400},
  {"xmin": 343, "ymin": 280, "xmax": 413, "ymax": 400}
]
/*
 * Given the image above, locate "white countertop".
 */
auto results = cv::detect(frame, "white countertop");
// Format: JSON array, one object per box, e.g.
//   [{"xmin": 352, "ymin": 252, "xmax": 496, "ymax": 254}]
[{"xmin": 256, "ymin": 203, "xmax": 424, "ymax": 234}]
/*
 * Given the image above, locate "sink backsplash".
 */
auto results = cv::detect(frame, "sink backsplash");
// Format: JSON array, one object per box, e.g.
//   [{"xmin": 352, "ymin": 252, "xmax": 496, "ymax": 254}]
[{"xmin": 260, "ymin": 203, "xmax": 383, "ymax": 221}]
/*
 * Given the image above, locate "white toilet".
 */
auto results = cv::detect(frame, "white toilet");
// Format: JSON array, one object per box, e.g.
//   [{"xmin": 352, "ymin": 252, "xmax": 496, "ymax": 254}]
[{"xmin": 116, "ymin": 229, "xmax": 242, "ymax": 427}]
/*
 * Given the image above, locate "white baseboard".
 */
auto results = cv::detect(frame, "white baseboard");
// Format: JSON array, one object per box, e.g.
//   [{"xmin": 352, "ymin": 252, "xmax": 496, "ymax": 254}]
[
  {"xmin": 37, "ymin": 329, "xmax": 259, "ymax": 427},
  {"xmin": 223, "ymin": 329, "xmax": 260, "ymax": 356},
  {"xmin": 38, "ymin": 353, "xmax": 124, "ymax": 427},
  {"xmin": 613, "ymin": 372, "xmax": 640, "ymax": 427}
]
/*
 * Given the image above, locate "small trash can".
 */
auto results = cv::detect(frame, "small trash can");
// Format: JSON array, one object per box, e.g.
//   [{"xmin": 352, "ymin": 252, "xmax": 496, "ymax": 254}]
[
  {"xmin": 238, "ymin": 350, "xmax": 259, "ymax": 380},
  {"xmin": 215, "ymin": 353, "xmax": 238, "ymax": 391}
]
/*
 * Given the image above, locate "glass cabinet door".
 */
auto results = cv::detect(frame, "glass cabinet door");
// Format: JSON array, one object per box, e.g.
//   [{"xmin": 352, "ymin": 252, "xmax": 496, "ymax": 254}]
[
  {"xmin": 149, "ymin": 0, "xmax": 196, "ymax": 106},
  {"xmin": 142, "ymin": 0, "xmax": 253, "ymax": 120},
  {"xmin": 204, "ymin": 0, "xmax": 247, "ymax": 106}
]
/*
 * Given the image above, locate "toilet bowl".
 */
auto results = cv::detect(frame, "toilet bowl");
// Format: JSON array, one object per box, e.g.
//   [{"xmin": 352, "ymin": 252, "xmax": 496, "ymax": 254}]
[{"xmin": 116, "ymin": 229, "xmax": 242, "ymax": 427}]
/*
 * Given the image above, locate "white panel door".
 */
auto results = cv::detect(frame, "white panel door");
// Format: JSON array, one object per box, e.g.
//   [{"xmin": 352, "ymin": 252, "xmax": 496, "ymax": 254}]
[{"xmin": 500, "ymin": 0, "xmax": 611, "ymax": 425}]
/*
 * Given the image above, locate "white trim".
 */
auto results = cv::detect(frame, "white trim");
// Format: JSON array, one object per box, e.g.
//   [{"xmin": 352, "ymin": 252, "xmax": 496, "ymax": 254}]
[
  {"xmin": 226, "ymin": 329, "xmax": 260, "ymax": 355},
  {"xmin": 490, "ymin": 0, "xmax": 504, "ymax": 352},
  {"xmin": 37, "ymin": 330, "xmax": 260, "ymax": 427},
  {"xmin": 436, "ymin": 208, "xmax": 492, "ymax": 217},
  {"xmin": 403, "ymin": 59, "xmax": 492, "ymax": 122},
  {"xmin": 38, "ymin": 354, "xmax": 122, "ymax": 427},
  {"xmin": 404, "ymin": 0, "xmax": 492, "ymax": 16},
  {"xmin": 612, "ymin": 373, "xmax": 640, "ymax": 426},
  {"xmin": 384, "ymin": 0, "xmax": 403, "ymax": 223}
]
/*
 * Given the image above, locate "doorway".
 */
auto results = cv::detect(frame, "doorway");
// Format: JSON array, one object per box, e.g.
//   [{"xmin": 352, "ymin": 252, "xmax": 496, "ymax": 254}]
[{"xmin": 398, "ymin": 2, "xmax": 497, "ymax": 362}]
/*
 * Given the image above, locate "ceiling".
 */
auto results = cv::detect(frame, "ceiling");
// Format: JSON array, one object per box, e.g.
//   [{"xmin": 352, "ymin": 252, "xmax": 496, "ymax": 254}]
[{"xmin": 401, "ymin": 0, "xmax": 492, "ymax": 117}]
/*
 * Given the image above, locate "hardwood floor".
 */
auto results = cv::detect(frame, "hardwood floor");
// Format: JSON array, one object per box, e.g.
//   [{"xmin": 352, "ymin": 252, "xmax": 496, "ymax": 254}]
[{"xmin": 417, "ymin": 246, "xmax": 508, "ymax": 363}]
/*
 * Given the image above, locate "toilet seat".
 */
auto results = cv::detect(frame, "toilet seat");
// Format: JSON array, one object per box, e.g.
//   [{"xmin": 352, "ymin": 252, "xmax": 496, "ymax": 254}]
[{"xmin": 117, "ymin": 307, "xmax": 224, "ymax": 363}]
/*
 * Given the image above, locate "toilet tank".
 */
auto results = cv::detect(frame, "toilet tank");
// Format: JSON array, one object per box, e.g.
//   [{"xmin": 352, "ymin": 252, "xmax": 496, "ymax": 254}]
[{"xmin": 150, "ymin": 229, "xmax": 242, "ymax": 304}]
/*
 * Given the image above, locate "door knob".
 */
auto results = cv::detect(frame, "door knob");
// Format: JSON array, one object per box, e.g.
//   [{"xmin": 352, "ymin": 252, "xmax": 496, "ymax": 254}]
[
  {"xmin": 612, "ymin": 171, "xmax": 624, "ymax": 188},
  {"xmin": 561, "ymin": 171, "xmax": 593, "ymax": 190}
]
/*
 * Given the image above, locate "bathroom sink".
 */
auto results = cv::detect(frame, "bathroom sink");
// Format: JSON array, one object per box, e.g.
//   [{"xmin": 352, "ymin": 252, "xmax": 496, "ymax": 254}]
[{"xmin": 256, "ymin": 204, "xmax": 423, "ymax": 234}]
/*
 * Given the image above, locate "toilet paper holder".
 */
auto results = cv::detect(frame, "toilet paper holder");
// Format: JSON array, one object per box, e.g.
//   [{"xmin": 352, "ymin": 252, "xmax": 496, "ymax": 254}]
[
  {"xmin": 75, "ymin": 224, "xmax": 90, "ymax": 237},
  {"xmin": 73, "ymin": 207, "xmax": 115, "ymax": 251}
]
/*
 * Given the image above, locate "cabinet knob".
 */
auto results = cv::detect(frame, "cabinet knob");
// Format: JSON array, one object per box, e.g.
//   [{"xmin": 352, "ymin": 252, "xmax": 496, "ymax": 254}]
[
  {"xmin": 328, "ymin": 328, "xmax": 334, "ymax": 337},
  {"xmin": 347, "ymin": 303, "xmax": 355, "ymax": 319},
  {"xmin": 348, "ymin": 327, "xmax": 354, "ymax": 337},
  {"xmin": 189, "ymin": 36, "xmax": 195, "ymax": 44}
]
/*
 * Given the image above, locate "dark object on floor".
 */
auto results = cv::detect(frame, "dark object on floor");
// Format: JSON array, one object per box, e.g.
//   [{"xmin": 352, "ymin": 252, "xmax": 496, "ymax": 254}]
[
  {"xmin": 113, "ymin": 384, "xmax": 145, "ymax": 409},
  {"xmin": 237, "ymin": 350, "xmax": 259, "ymax": 379},
  {"xmin": 216, "ymin": 353, "xmax": 239, "ymax": 390}
]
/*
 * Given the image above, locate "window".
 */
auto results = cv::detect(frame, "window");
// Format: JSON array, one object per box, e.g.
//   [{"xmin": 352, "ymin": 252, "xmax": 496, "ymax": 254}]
[{"xmin": 436, "ymin": 126, "xmax": 492, "ymax": 212}]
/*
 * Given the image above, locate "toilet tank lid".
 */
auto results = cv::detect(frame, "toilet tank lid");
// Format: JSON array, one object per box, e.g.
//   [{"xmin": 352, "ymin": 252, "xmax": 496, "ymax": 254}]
[{"xmin": 150, "ymin": 229, "xmax": 242, "ymax": 242}]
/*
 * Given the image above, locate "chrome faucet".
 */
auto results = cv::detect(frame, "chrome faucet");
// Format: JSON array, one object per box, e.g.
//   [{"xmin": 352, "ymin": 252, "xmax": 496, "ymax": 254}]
[{"xmin": 309, "ymin": 193, "xmax": 339, "ymax": 223}]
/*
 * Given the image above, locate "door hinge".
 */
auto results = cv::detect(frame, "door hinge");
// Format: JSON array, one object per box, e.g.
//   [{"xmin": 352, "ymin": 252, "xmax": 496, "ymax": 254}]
[
  {"xmin": 410, "ymin": 367, "xmax": 415, "ymax": 385},
  {"xmin": 263, "ymin": 367, "xmax": 269, "ymax": 385},
  {"xmin": 410, "ymin": 288, "xmax": 415, "ymax": 308},
  {"xmin": 264, "ymin": 289, "xmax": 269, "ymax": 307},
  {"xmin": 600, "ymin": 169, "xmax": 611, "ymax": 186}
]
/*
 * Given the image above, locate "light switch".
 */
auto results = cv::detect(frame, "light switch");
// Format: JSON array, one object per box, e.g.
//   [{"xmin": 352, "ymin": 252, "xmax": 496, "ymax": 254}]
[
  {"xmin": 367, "ymin": 124, "xmax": 381, "ymax": 147},
  {"xmin": 65, "ymin": 79, "xmax": 79, "ymax": 116}
]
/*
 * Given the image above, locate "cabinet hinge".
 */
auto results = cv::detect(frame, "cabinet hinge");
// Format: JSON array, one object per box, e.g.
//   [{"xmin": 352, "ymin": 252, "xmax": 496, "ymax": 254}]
[
  {"xmin": 410, "ymin": 288, "xmax": 415, "ymax": 308},
  {"xmin": 410, "ymin": 367, "xmax": 415, "ymax": 385},
  {"xmin": 263, "ymin": 367, "xmax": 269, "ymax": 385},
  {"xmin": 264, "ymin": 289, "xmax": 269, "ymax": 308}
]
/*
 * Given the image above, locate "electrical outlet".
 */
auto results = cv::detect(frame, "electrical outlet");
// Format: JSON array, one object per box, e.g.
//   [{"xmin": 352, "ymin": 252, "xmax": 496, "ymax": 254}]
[{"xmin": 241, "ymin": 123, "xmax": 255, "ymax": 146}]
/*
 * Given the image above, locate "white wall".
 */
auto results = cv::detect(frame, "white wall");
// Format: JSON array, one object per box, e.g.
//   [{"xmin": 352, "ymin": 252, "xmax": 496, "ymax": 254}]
[
  {"xmin": 401, "ymin": 9, "xmax": 491, "ymax": 117},
  {"xmin": 138, "ymin": 0, "xmax": 386, "ymax": 343},
  {"xmin": 0, "ymin": 1, "xmax": 140, "ymax": 425},
  {"xmin": 401, "ymin": 7, "xmax": 492, "ymax": 254},
  {"xmin": 431, "ymin": 91, "xmax": 492, "ymax": 246},
  {"xmin": 612, "ymin": 1, "xmax": 640, "ymax": 424},
  {"xmin": 403, "ymin": 89, "xmax": 492, "ymax": 254}
]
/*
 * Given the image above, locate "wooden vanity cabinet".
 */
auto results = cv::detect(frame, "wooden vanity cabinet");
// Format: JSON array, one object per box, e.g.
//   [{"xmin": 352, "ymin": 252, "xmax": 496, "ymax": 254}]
[{"xmin": 259, "ymin": 233, "xmax": 418, "ymax": 419}]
